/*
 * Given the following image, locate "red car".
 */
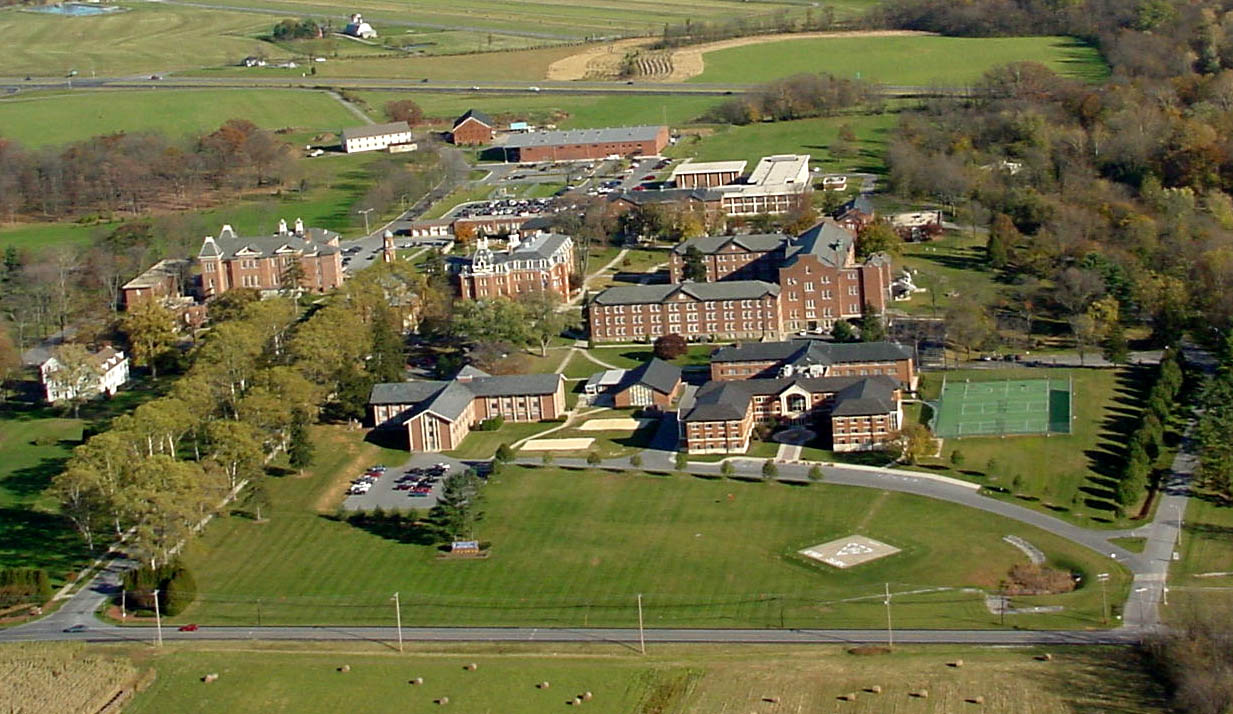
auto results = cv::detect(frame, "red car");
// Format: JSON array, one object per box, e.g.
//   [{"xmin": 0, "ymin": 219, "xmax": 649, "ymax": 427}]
[
  {"xmin": 178, "ymin": 623, "xmax": 199, "ymax": 632},
  {"xmin": 642, "ymin": 174, "xmax": 656, "ymax": 181}
]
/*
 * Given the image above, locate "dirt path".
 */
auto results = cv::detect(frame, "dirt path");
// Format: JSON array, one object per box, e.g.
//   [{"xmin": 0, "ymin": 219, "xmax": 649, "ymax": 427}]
[{"xmin": 665, "ymin": 30, "xmax": 935, "ymax": 81}]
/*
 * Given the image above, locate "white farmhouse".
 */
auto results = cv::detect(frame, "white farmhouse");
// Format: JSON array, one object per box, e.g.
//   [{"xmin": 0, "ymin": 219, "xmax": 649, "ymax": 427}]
[
  {"xmin": 340, "ymin": 121, "xmax": 414, "ymax": 153},
  {"xmin": 39, "ymin": 346, "xmax": 129, "ymax": 404}
]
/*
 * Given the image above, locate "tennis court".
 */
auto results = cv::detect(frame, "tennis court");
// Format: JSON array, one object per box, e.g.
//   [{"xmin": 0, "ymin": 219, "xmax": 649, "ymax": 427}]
[{"xmin": 932, "ymin": 376, "xmax": 1072, "ymax": 438}]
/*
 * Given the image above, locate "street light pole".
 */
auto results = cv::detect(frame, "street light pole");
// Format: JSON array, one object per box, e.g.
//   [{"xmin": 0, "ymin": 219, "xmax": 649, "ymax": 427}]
[
  {"xmin": 393, "ymin": 592, "xmax": 403, "ymax": 653},
  {"xmin": 636, "ymin": 593, "xmax": 646, "ymax": 655},
  {"xmin": 883, "ymin": 583, "xmax": 893, "ymax": 649},
  {"xmin": 358, "ymin": 208, "xmax": 374, "ymax": 235},
  {"xmin": 1097, "ymin": 572, "xmax": 1109, "ymax": 625},
  {"xmin": 153, "ymin": 589, "xmax": 163, "ymax": 647}
]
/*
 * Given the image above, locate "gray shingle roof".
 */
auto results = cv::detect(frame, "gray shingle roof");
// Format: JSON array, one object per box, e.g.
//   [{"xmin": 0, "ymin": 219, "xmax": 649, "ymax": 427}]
[
  {"xmin": 370, "ymin": 380, "xmax": 447, "ymax": 405},
  {"xmin": 711, "ymin": 339, "xmax": 910, "ymax": 367},
  {"xmin": 201, "ymin": 226, "xmax": 341, "ymax": 260},
  {"xmin": 491, "ymin": 233, "xmax": 570, "ymax": 265},
  {"xmin": 610, "ymin": 188, "xmax": 720, "ymax": 206},
  {"xmin": 504, "ymin": 125, "xmax": 664, "ymax": 149},
  {"xmin": 620, "ymin": 358, "xmax": 681, "ymax": 395},
  {"xmin": 453, "ymin": 109, "xmax": 494, "ymax": 129},
  {"xmin": 830, "ymin": 376, "xmax": 898, "ymax": 416},
  {"xmin": 681, "ymin": 375, "xmax": 898, "ymax": 422},
  {"xmin": 671, "ymin": 233, "xmax": 787, "ymax": 256},
  {"xmin": 342, "ymin": 121, "xmax": 411, "ymax": 141},
  {"xmin": 591, "ymin": 280, "xmax": 780, "ymax": 306},
  {"xmin": 467, "ymin": 373, "xmax": 562, "ymax": 398},
  {"xmin": 369, "ymin": 372, "xmax": 562, "ymax": 420},
  {"xmin": 785, "ymin": 219, "xmax": 854, "ymax": 268}
]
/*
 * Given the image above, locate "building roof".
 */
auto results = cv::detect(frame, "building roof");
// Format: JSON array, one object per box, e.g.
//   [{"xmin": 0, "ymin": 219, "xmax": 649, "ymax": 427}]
[
  {"xmin": 200, "ymin": 222, "xmax": 341, "ymax": 260},
  {"xmin": 504, "ymin": 125, "xmax": 665, "ymax": 150},
  {"xmin": 671, "ymin": 233, "xmax": 786, "ymax": 256},
  {"xmin": 619, "ymin": 358, "xmax": 681, "ymax": 395},
  {"xmin": 682, "ymin": 374, "xmax": 898, "ymax": 422},
  {"xmin": 711, "ymin": 339, "xmax": 912, "ymax": 367},
  {"xmin": 609, "ymin": 187, "xmax": 721, "ymax": 206},
  {"xmin": 341, "ymin": 121, "xmax": 411, "ymax": 142},
  {"xmin": 369, "ymin": 371, "xmax": 561, "ymax": 423},
  {"xmin": 500, "ymin": 233, "xmax": 570, "ymax": 263},
  {"xmin": 671, "ymin": 160, "xmax": 747, "ymax": 177},
  {"xmin": 370, "ymin": 380, "xmax": 448, "ymax": 405},
  {"xmin": 453, "ymin": 109, "xmax": 494, "ymax": 129},
  {"xmin": 785, "ymin": 219, "xmax": 854, "ymax": 268},
  {"xmin": 747, "ymin": 154, "xmax": 810, "ymax": 186},
  {"xmin": 466, "ymin": 373, "xmax": 563, "ymax": 398},
  {"xmin": 837, "ymin": 194, "xmax": 875, "ymax": 218},
  {"xmin": 121, "ymin": 258, "xmax": 190, "ymax": 291},
  {"xmin": 590, "ymin": 280, "xmax": 780, "ymax": 306}
]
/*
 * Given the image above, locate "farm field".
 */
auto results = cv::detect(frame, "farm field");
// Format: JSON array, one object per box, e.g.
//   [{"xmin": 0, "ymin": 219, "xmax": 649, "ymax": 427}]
[
  {"xmin": 356, "ymin": 91, "xmax": 722, "ymax": 130},
  {"xmin": 0, "ymin": 3, "xmax": 278, "ymax": 77},
  {"xmin": 179, "ymin": 427, "xmax": 1127, "ymax": 629},
  {"xmin": 668, "ymin": 112, "xmax": 897, "ymax": 173},
  {"xmin": 914, "ymin": 366, "xmax": 1157, "ymax": 529},
  {"xmin": 0, "ymin": 89, "xmax": 364, "ymax": 147},
  {"xmin": 114, "ymin": 642, "xmax": 1167, "ymax": 714},
  {"xmin": 691, "ymin": 35, "xmax": 1109, "ymax": 85}
]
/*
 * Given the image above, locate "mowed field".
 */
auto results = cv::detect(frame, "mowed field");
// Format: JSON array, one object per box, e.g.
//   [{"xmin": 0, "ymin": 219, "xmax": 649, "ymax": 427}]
[
  {"xmin": 177, "ymin": 427, "xmax": 1126, "ymax": 630},
  {"xmin": 691, "ymin": 35, "xmax": 1109, "ymax": 85},
  {"xmin": 0, "ymin": 4, "xmax": 278, "ymax": 77},
  {"xmin": 0, "ymin": 89, "xmax": 364, "ymax": 147},
  {"xmin": 114, "ymin": 642, "xmax": 1168, "ymax": 714}
]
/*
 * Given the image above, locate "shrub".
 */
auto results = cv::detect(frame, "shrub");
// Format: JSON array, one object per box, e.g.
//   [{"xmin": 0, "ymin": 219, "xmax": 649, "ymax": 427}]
[
  {"xmin": 720, "ymin": 460, "xmax": 735, "ymax": 477},
  {"xmin": 119, "ymin": 561, "xmax": 196, "ymax": 615},
  {"xmin": 477, "ymin": 416, "xmax": 505, "ymax": 432},
  {"xmin": 629, "ymin": 454, "xmax": 643, "ymax": 467},
  {"xmin": 761, "ymin": 460, "xmax": 778, "ymax": 480},
  {"xmin": 674, "ymin": 451, "xmax": 688, "ymax": 471},
  {"xmin": 808, "ymin": 464, "xmax": 823, "ymax": 482},
  {"xmin": 494, "ymin": 443, "xmax": 514, "ymax": 463},
  {"xmin": 0, "ymin": 568, "xmax": 52, "ymax": 607},
  {"xmin": 586, "ymin": 451, "xmax": 602, "ymax": 466},
  {"xmin": 163, "ymin": 567, "xmax": 196, "ymax": 616},
  {"xmin": 1001, "ymin": 564, "xmax": 1075, "ymax": 595},
  {"xmin": 950, "ymin": 449, "xmax": 965, "ymax": 468}
]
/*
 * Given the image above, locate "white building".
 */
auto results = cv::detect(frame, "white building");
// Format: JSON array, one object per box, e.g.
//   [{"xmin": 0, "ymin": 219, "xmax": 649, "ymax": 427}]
[
  {"xmin": 39, "ymin": 346, "xmax": 129, "ymax": 404},
  {"xmin": 341, "ymin": 121, "xmax": 414, "ymax": 154},
  {"xmin": 715, "ymin": 154, "xmax": 811, "ymax": 216},
  {"xmin": 343, "ymin": 13, "xmax": 377, "ymax": 39}
]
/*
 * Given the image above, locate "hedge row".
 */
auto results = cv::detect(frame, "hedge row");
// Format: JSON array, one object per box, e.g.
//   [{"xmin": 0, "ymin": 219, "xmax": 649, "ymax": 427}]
[
  {"xmin": 1117, "ymin": 349, "xmax": 1184, "ymax": 508},
  {"xmin": 0, "ymin": 568, "xmax": 52, "ymax": 608}
]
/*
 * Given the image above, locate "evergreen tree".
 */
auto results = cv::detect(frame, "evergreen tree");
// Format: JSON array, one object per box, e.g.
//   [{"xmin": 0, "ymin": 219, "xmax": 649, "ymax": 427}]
[
  {"xmin": 367, "ymin": 310, "xmax": 405, "ymax": 383},
  {"xmin": 430, "ymin": 469, "xmax": 485, "ymax": 542},
  {"xmin": 1102, "ymin": 323, "xmax": 1130, "ymax": 364},
  {"xmin": 681, "ymin": 245, "xmax": 708, "ymax": 282},
  {"xmin": 830, "ymin": 320, "xmax": 856, "ymax": 343},
  {"xmin": 857, "ymin": 303, "xmax": 887, "ymax": 342},
  {"xmin": 288, "ymin": 409, "xmax": 313, "ymax": 472}
]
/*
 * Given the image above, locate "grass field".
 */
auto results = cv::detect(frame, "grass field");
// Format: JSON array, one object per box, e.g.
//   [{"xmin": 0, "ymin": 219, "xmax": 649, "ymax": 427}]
[
  {"xmin": 668, "ymin": 112, "xmax": 897, "ymax": 173},
  {"xmin": 692, "ymin": 35, "xmax": 1109, "ymax": 85},
  {"xmin": 113, "ymin": 641, "xmax": 1167, "ymax": 714},
  {"xmin": 1165, "ymin": 491, "xmax": 1233, "ymax": 618},
  {"xmin": 896, "ymin": 230, "xmax": 1007, "ymax": 317},
  {"xmin": 0, "ymin": 89, "xmax": 364, "ymax": 147},
  {"xmin": 914, "ymin": 367, "xmax": 1157, "ymax": 528},
  {"xmin": 0, "ymin": 3, "xmax": 278, "ymax": 77},
  {"xmin": 357, "ymin": 92, "xmax": 723, "ymax": 129},
  {"xmin": 179, "ymin": 426, "xmax": 1127, "ymax": 629}
]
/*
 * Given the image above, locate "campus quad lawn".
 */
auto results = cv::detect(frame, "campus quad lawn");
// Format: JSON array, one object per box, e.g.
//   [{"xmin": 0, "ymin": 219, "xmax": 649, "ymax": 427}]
[
  {"xmin": 0, "ymin": 89, "xmax": 363, "ymax": 148},
  {"xmin": 914, "ymin": 366, "xmax": 1153, "ymax": 528},
  {"xmin": 668, "ymin": 113, "xmax": 896, "ymax": 173},
  {"xmin": 691, "ymin": 35, "xmax": 1109, "ymax": 85},
  {"xmin": 443, "ymin": 421, "xmax": 563, "ymax": 459},
  {"xmin": 180, "ymin": 441, "xmax": 1127, "ymax": 629},
  {"xmin": 357, "ymin": 92, "xmax": 723, "ymax": 130},
  {"xmin": 0, "ymin": 3, "xmax": 278, "ymax": 77},
  {"xmin": 119, "ymin": 641, "xmax": 1167, "ymax": 714}
]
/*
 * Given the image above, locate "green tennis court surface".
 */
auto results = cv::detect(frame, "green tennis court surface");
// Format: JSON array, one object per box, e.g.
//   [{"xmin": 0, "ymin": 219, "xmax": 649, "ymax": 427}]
[{"xmin": 933, "ymin": 377, "xmax": 1072, "ymax": 438}]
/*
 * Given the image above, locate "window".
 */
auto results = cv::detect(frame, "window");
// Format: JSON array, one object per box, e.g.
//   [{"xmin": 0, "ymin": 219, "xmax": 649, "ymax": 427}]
[
  {"xmin": 848, "ymin": 286, "xmax": 859, "ymax": 296},
  {"xmin": 804, "ymin": 282, "xmax": 814, "ymax": 291}
]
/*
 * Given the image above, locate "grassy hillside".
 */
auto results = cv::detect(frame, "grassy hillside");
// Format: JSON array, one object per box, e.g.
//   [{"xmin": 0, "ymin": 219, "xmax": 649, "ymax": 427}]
[
  {"xmin": 356, "ymin": 91, "xmax": 722, "ymax": 129},
  {"xmin": 692, "ymin": 35, "xmax": 1109, "ymax": 85}
]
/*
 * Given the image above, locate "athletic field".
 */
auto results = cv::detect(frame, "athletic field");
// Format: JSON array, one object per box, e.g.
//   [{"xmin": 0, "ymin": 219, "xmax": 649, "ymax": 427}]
[{"xmin": 933, "ymin": 377, "xmax": 1072, "ymax": 438}]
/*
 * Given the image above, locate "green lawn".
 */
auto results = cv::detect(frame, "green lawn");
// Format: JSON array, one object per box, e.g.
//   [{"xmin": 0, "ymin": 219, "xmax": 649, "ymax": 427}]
[
  {"xmin": 896, "ymin": 230, "xmax": 1006, "ymax": 317},
  {"xmin": 180, "ymin": 442, "xmax": 1128, "ymax": 629},
  {"xmin": 587, "ymin": 345, "xmax": 715, "ymax": 370},
  {"xmin": 0, "ymin": 3, "xmax": 279, "ymax": 77},
  {"xmin": 0, "ymin": 89, "xmax": 363, "ymax": 147},
  {"xmin": 1165, "ymin": 492, "xmax": 1233, "ymax": 620},
  {"xmin": 444, "ymin": 421, "xmax": 562, "ymax": 459},
  {"xmin": 914, "ymin": 366, "xmax": 1160, "ymax": 528},
  {"xmin": 358, "ymin": 92, "xmax": 722, "ymax": 129},
  {"xmin": 691, "ymin": 35, "xmax": 1109, "ymax": 85},
  {"xmin": 668, "ymin": 112, "xmax": 897, "ymax": 173}
]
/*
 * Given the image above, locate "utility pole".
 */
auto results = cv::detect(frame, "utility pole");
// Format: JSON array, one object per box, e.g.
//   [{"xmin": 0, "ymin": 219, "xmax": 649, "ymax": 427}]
[
  {"xmin": 121, "ymin": 589, "xmax": 126, "ymax": 620},
  {"xmin": 358, "ymin": 208, "xmax": 374, "ymax": 235},
  {"xmin": 636, "ymin": 593, "xmax": 646, "ymax": 655},
  {"xmin": 393, "ymin": 592, "xmax": 404, "ymax": 653},
  {"xmin": 1097, "ymin": 572, "xmax": 1109, "ymax": 625},
  {"xmin": 883, "ymin": 583, "xmax": 893, "ymax": 649},
  {"xmin": 153, "ymin": 589, "xmax": 163, "ymax": 647}
]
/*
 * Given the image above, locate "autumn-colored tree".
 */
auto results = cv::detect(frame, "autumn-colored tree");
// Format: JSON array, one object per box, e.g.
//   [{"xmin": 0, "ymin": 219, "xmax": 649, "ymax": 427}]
[{"xmin": 384, "ymin": 100, "xmax": 424, "ymax": 126}]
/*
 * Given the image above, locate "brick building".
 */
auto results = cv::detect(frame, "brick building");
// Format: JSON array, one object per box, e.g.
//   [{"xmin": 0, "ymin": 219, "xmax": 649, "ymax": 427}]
[
  {"xmin": 121, "ymin": 259, "xmax": 190, "ymax": 309},
  {"xmin": 709, "ymin": 339, "xmax": 917, "ymax": 390},
  {"xmin": 582, "ymin": 358, "xmax": 683, "ymax": 409},
  {"xmin": 451, "ymin": 109, "xmax": 495, "ymax": 146},
  {"xmin": 456, "ymin": 233, "xmax": 574, "ymax": 301},
  {"xmin": 587, "ymin": 281, "xmax": 783, "ymax": 343},
  {"xmin": 680, "ymin": 374, "xmax": 902, "ymax": 454},
  {"xmin": 369, "ymin": 366, "xmax": 565, "ymax": 452},
  {"xmin": 500, "ymin": 125, "xmax": 668, "ymax": 162},
  {"xmin": 196, "ymin": 219, "xmax": 344, "ymax": 298}
]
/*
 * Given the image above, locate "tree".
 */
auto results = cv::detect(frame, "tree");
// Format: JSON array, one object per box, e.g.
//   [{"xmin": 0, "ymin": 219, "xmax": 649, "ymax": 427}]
[
  {"xmin": 808, "ymin": 464, "xmax": 823, "ymax": 482},
  {"xmin": 288, "ymin": 409, "xmax": 314, "ymax": 473},
  {"xmin": 946, "ymin": 299, "xmax": 994, "ymax": 360},
  {"xmin": 898, "ymin": 423, "xmax": 935, "ymax": 464},
  {"xmin": 430, "ymin": 469, "xmax": 485, "ymax": 541},
  {"xmin": 986, "ymin": 213, "xmax": 1019, "ymax": 269},
  {"xmin": 857, "ymin": 303, "xmax": 887, "ymax": 342},
  {"xmin": 653, "ymin": 334, "xmax": 688, "ymax": 360},
  {"xmin": 761, "ymin": 459, "xmax": 778, "ymax": 480},
  {"xmin": 208, "ymin": 288, "xmax": 260, "ymax": 323},
  {"xmin": 451, "ymin": 298, "xmax": 530, "ymax": 347},
  {"xmin": 950, "ymin": 449, "xmax": 966, "ymax": 468},
  {"xmin": 51, "ymin": 463, "xmax": 109, "ymax": 551},
  {"xmin": 1069, "ymin": 314, "xmax": 1100, "ymax": 365},
  {"xmin": 586, "ymin": 451, "xmax": 602, "ymax": 466},
  {"xmin": 517, "ymin": 289, "xmax": 566, "ymax": 357},
  {"xmin": 0, "ymin": 323, "xmax": 22, "ymax": 401},
  {"xmin": 384, "ymin": 99, "xmax": 424, "ymax": 126},
  {"xmin": 1103, "ymin": 323, "xmax": 1130, "ymax": 364},
  {"xmin": 720, "ymin": 460, "xmax": 735, "ymax": 477},
  {"xmin": 629, "ymin": 453, "xmax": 642, "ymax": 467},
  {"xmin": 204, "ymin": 420, "xmax": 264, "ymax": 491},
  {"xmin": 120, "ymin": 300, "xmax": 177, "ymax": 379},
  {"xmin": 681, "ymin": 245, "xmax": 708, "ymax": 282},
  {"xmin": 367, "ymin": 310, "xmax": 405, "ymax": 383},
  {"xmin": 45, "ymin": 344, "xmax": 104, "ymax": 417},
  {"xmin": 494, "ymin": 443, "xmax": 514, "ymax": 464},
  {"xmin": 674, "ymin": 451, "xmax": 688, "ymax": 471},
  {"xmin": 830, "ymin": 320, "xmax": 856, "ymax": 343},
  {"xmin": 245, "ymin": 475, "xmax": 272, "ymax": 521},
  {"xmin": 856, "ymin": 222, "xmax": 901, "ymax": 258}
]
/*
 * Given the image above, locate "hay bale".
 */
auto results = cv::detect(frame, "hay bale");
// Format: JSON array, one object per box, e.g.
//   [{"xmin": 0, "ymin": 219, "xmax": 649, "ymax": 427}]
[
  {"xmin": 202, "ymin": 673, "xmax": 218, "ymax": 683},
  {"xmin": 762, "ymin": 696, "xmax": 781, "ymax": 703},
  {"xmin": 866, "ymin": 685, "xmax": 882, "ymax": 694},
  {"xmin": 571, "ymin": 696, "xmax": 582, "ymax": 705},
  {"xmin": 582, "ymin": 691, "xmax": 592, "ymax": 701},
  {"xmin": 949, "ymin": 659, "xmax": 964, "ymax": 668},
  {"xmin": 338, "ymin": 665, "xmax": 350, "ymax": 673},
  {"xmin": 967, "ymin": 695, "xmax": 985, "ymax": 705},
  {"xmin": 410, "ymin": 677, "xmax": 423, "ymax": 686},
  {"xmin": 1037, "ymin": 653, "xmax": 1053, "ymax": 662},
  {"xmin": 837, "ymin": 693, "xmax": 857, "ymax": 701},
  {"xmin": 538, "ymin": 681, "xmax": 550, "ymax": 689},
  {"xmin": 465, "ymin": 663, "xmax": 478, "ymax": 671},
  {"xmin": 435, "ymin": 696, "xmax": 449, "ymax": 705},
  {"xmin": 910, "ymin": 689, "xmax": 929, "ymax": 698}
]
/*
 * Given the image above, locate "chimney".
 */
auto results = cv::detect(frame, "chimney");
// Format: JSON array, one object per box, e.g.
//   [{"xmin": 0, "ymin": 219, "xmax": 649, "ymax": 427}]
[
  {"xmin": 277, "ymin": 218, "xmax": 288, "ymax": 235},
  {"xmin": 294, "ymin": 217, "xmax": 305, "ymax": 236},
  {"xmin": 506, "ymin": 234, "xmax": 521, "ymax": 252},
  {"xmin": 382, "ymin": 230, "xmax": 395, "ymax": 264}
]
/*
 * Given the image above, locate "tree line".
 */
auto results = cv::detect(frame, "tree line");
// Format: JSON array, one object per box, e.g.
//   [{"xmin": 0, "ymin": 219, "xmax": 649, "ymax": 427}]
[
  {"xmin": 705, "ymin": 73, "xmax": 873, "ymax": 125},
  {"xmin": 651, "ymin": 8, "xmax": 843, "ymax": 50},
  {"xmin": 48, "ymin": 260, "xmax": 426, "ymax": 569}
]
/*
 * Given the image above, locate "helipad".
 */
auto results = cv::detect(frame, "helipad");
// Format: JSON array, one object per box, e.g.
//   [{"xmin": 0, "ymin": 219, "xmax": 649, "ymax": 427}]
[{"xmin": 799, "ymin": 535, "xmax": 901, "ymax": 569}]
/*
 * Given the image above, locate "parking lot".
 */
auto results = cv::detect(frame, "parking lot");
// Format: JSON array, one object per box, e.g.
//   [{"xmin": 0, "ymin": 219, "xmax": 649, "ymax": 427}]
[{"xmin": 341, "ymin": 453, "xmax": 470, "ymax": 512}]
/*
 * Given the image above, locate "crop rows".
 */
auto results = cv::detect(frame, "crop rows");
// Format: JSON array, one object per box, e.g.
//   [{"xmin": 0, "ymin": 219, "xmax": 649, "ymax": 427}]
[{"xmin": 1, "ymin": 643, "xmax": 138, "ymax": 714}]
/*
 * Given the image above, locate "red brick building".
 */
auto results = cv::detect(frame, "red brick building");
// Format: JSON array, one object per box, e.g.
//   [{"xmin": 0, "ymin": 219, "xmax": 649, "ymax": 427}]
[
  {"xmin": 680, "ymin": 375, "xmax": 903, "ymax": 454},
  {"xmin": 587, "ymin": 281, "xmax": 783, "ymax": 343},
  {"xmin": 197, "ymin": 219, "xmax": 344, "ymax": 298},
  {"xmin": 369, "ymin": 366, "xmax": 565, "ymax": 452},
  {"xmin": 451, "ymin": 109, "xmax": 495, "ymax": 146},
  {"xmin": 670, "ymin": 160, "xmax": 746, "ymax": 189},
  {"xmin": 457, "ymin": 233, "xmax": 574, "ymax": 301},
  {"xmin": 604, "ymin": 358, "xmax": 683, "ymax": 410},
  {"xmin": 501, "ymin": 125, "xmax": 668, "ymax": 162},
  {"xmin": 709, "ymin": 339, "xmax": 917, "ymax": 390},
  {"xmin": 121, "ymin": 259, "xmax": 189, "ymax": 309}
]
